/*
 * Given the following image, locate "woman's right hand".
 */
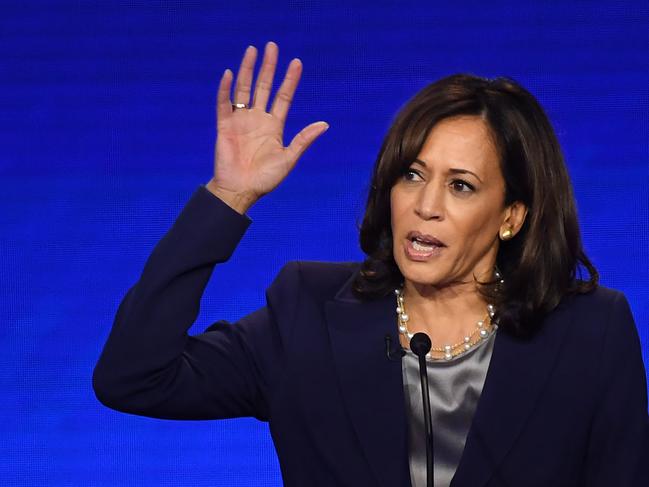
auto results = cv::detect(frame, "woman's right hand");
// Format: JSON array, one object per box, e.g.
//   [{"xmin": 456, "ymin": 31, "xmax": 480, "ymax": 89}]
[{"xmin": 206, "ymin": 42, "xmax": 329, "ymax": 214}]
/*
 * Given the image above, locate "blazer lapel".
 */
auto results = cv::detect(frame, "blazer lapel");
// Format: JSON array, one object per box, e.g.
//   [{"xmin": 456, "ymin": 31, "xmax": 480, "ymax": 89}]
[
  {"xmin": 451, "ymin": 301, "xmax": 574, "ymax": 486},
  {"xmin": 325, "ymin": 278, "xmax": 411, "ymax": 487}
]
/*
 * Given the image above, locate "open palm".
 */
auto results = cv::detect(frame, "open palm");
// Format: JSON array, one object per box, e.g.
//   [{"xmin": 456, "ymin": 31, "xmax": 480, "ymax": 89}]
[{"xmin": 208, "ymin": 42, "xmax": 328, "ymax": 213}]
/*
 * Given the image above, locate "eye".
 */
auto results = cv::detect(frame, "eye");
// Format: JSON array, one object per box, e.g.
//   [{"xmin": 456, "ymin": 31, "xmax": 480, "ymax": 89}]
[
  {"xmin": 403, "ymin": 168, "xmax": 423, "ymax": 182},
  {"xmin": 450, "ymin": 179, "xmax": 475, "ymax": 193}
]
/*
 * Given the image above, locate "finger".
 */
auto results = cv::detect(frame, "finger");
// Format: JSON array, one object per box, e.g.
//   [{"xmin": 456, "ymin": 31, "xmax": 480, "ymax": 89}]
[
  {"xmin": 286, "ymin": 121, "xmax": 329, "ymax": 164},
  {"xmin": 216, "ymin": 69, "xmax": 234, "ymax": 123},
  {"xmin": 252, "ymin": 41, "xmax": 278, "ymax": 110},
  {"xmin": 270, "ymin": 58, "xmax": 302, "ymax": 124},
  {"xmin": 233, "ymin": 45, "xmax": 257, "ymax": 105}
]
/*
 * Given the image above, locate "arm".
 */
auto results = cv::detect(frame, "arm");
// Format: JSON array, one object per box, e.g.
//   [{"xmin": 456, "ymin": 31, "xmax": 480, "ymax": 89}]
[
  {"xmin": 92, "ymin": 186, "xmax": 268, "ymax": 419},
  {"xmin": 584, "ymin": 292, "xmax": 649, "ymax": 485},
  {"xmin": 93, "ymin": 41, "xmax": 326, "ymax": 421}
]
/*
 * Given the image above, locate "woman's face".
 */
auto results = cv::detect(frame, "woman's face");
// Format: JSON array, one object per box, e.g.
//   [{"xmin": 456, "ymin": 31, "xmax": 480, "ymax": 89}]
[{"xmin": 390, "ymin": 115, "xmax": 524, "ymax": 291}]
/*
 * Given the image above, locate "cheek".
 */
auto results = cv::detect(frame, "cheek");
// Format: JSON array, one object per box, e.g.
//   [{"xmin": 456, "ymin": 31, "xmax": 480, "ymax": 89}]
[
  {"xmin": 389, "ymin": 191, "xmax": 403, "ymax": 232},
  {"xmin": 390, "ymin": 188, "xmax": 412, "ymax": 222},
  {"xmin": 454, "ymin": 209, "xmax": 501, "ymax": 251}
]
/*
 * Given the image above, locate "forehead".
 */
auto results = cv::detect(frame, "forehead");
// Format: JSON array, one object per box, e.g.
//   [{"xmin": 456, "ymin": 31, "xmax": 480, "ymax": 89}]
[{"xmin": 416, "ymin": 116, "xmax": 501, "ymax": 176}]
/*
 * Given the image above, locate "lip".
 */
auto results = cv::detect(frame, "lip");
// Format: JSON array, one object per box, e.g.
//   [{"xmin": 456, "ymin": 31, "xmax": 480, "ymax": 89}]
[
  {"xmin": 403, "ymin": 238, "xmax": 445, "ymax": 261},
  {"xmin": 406, "ymin": 231, "xmax": 446, "ymax": 247},
  {"xmin": 403, "ymin": 231, "xmax": 446, "ymax": 261}
]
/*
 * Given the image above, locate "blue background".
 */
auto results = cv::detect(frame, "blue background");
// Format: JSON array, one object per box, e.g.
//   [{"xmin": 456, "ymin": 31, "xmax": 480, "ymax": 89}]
[{"xmin": 2, "ymin": 1, "xmax": 647, "ymax": 485}]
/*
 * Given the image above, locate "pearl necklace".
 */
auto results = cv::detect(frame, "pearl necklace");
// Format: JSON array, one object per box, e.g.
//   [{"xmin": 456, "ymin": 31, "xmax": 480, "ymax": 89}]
[{"xmin": 394, "ymin": 279, "xmax": 500, "ymax": 361}]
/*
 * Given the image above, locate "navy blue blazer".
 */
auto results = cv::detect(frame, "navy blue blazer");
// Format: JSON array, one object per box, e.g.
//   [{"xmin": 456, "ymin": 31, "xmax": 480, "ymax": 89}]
[{"xmin": 93, "ymin": 186, "xmax": 649, "ymax": 486}]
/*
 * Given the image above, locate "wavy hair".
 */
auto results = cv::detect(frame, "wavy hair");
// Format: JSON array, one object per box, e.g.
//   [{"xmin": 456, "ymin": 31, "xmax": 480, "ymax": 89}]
[{"xmin": 353, "ymin": 74, "xmax": 598, "ymax": 337}]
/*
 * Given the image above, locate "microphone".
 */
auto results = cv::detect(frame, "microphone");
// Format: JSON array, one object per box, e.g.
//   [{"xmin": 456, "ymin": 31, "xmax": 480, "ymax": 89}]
[
  {"xmin": 385, "ymin": 335, "xmax": 405, "ymax": 361},
  {"xmin": 410, "ymin": 332, "xmax": 434, "ymax": 487}
]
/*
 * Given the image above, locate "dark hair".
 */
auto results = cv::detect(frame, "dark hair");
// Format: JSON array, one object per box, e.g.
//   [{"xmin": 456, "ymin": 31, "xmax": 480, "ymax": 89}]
[{"xmin": 353, "ymin": 74, "xmax": 598, "ymax": 338}]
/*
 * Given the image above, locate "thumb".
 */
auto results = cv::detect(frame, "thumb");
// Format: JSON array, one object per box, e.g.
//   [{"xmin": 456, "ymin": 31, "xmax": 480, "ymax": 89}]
[{"xmin": 286, "ymin": 121, "xmax": 329, "ymax": 165}]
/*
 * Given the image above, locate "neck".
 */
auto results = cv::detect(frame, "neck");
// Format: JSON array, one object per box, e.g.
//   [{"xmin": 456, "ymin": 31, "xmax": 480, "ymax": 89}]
[{"xmin": 400, "ymin": 279, "xmax": 491, "ymax": 346}]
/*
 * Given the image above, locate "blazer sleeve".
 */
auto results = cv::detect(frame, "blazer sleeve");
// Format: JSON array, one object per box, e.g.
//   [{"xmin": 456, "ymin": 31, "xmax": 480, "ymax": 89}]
[
  {"xmin": 584, "ymin": 291, "xmax": 649, "ymax": 485},
  {"xmin": 92, "ymin": 185, "xmax": 294, "ymax": 422}
]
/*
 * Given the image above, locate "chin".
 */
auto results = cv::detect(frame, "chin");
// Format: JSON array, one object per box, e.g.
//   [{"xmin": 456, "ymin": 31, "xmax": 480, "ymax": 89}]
[{"xmin": 396, "ymin": 261, "xmax": 444, "ymax": 287}]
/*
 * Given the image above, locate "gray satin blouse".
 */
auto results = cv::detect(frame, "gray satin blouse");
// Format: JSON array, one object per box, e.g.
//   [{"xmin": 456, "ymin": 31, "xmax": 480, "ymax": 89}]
[{"xmin": 402, "ymin": 331, "xmax": 496, "ymax": 487}]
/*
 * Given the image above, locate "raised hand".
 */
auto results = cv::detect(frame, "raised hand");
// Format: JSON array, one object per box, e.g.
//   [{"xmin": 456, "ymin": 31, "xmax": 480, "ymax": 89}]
[{"xmin": 206, "ymin": 42, "xmax": 329, "ymax": 214}]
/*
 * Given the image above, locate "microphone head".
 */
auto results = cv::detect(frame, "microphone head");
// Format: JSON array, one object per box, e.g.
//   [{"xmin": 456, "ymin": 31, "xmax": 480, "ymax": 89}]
[{"xmin": 410, "ymin": 332, "xmax": 432, "ymax": 358}]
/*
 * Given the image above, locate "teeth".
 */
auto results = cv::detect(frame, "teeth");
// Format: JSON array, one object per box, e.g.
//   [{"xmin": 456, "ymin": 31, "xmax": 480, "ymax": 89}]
[{"xmin": 412, "ymin": 240, "xmax": 436, "ymax": 251}]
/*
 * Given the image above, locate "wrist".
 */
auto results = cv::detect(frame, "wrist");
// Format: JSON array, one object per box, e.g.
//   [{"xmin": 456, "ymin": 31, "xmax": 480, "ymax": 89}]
[{"xmin": 204, "ymin": 179, "xmax": 258, "ymax": 215}]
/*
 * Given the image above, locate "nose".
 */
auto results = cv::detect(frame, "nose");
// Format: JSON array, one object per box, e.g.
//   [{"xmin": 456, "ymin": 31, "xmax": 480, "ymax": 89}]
[{"xmin": 414, "ymin": 183, "xmax": 444, "ymax": 221}]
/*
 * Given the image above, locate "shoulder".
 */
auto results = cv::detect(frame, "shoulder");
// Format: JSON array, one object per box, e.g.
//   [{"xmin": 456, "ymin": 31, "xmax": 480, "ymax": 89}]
[
  {"xmin": 550, "ymin": 285, "xmax": 639, "ymax": 352},
  {"xmin": 267, "ymin": 260, "xmax": 361, "ymax": 304},
  {"xmin": 557, "ymin": 285, "xmax": 632, "ymax": 325},
  {"xmin": 557, "ymin": 284, "xmax": 619, "ymax": 307},
  {"xmin": 557, "ymin": 285, "xmax": 627, "ymax": 320}
]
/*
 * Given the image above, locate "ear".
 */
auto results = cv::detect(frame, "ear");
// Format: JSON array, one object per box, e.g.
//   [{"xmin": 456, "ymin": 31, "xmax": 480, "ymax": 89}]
[{"xmin": 500, "ymin": 201, "xmax": 528, "ymax": 240}]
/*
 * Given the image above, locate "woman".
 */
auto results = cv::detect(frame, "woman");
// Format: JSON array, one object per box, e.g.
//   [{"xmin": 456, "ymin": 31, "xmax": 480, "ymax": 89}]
[{"xmin": 93, "ymin": 42, "xmax": 649, "ymax": 486}]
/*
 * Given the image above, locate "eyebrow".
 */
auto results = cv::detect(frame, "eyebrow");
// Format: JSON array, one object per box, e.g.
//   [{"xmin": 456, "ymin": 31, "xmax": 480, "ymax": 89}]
[{"xmin": 413, "ymin": 159, "xmax": 484, "ymax": 183}]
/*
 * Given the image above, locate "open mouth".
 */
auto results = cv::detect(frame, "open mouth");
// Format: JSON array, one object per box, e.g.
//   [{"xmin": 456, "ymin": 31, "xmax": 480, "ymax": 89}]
[
  {"xmin": 411, "ymin": 238, "xmax": 441, "ymax": 251},
  {"xmin": 407, "ymin": 231, "xmax": 445, "ymax": 247},
  {"xmin": 405, "ymin": 232, "xmax": 446, "ymax": 260}
]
